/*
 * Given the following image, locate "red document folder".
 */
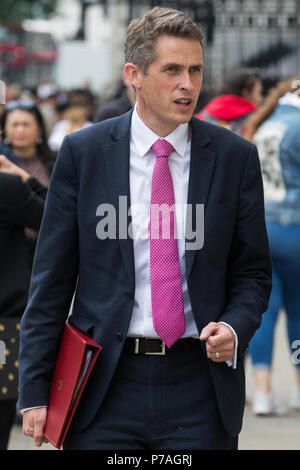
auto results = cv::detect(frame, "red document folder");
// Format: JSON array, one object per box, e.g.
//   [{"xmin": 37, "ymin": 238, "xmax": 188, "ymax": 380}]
[{"xmin": 43, "ymin": 323, "xmax": 102, "ymax": 449}]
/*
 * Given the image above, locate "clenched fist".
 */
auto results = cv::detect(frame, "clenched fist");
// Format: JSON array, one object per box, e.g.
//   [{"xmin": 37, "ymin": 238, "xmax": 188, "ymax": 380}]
[
  {"xmin": 23, "ymin": 407, "xmax": 48, "ymax": 447},
  {"xmin": 200, "ymin": 322, "xmax": 235, "ymax": 363}
]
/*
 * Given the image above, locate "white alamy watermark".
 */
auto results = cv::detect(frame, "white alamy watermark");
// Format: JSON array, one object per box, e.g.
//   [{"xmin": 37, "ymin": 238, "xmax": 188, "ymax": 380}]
[
  {"xmin": 291, "ymin": 340, "xmax": 300, "ymax": 366},
  {"xmin": 0, "ymin": 340, "xmax": 5, "ymax": 365},
  {"xmin": 96, "ymin": 196, "xmax": 204, "ymax": 250},
  {"xmin": 292, "ymin": 80, "xmax": 300, "ymax": 97},
  {"xmin": 0, "ymin": 80, "xmax": 6, "ymax": 104}
]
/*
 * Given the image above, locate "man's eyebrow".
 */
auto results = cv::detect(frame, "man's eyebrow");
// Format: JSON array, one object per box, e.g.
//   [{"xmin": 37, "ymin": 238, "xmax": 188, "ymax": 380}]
[
  {"xmin": 161, "ymin": 62, "xmax": 204, "ymax": 69},
  {"xmin": 190, "ymin": 63, "xmax": 204, "ymax": 69}
]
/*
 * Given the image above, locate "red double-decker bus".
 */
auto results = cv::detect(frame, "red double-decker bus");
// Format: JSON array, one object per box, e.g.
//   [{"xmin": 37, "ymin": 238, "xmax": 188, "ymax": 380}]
[
  {"xmin": 0, "ymin": 24, "xmax": 57, "ymax": 87},
  {"xmin": 0, "ymin": 26, "xmax": 26, "ymax": 69}
]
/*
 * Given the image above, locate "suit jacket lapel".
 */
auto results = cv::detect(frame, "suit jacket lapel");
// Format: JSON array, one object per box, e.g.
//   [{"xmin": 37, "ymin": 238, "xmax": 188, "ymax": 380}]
[
  {"xmin": 102, "ymin": 110, "xmax": 135, "ymax": 291},
  {"xmin": 101, "ymin": 112, "xmax": 215, "ymax": 288},
  {"xmin": 185, "ymin": 117, "xmax": 216, "ymax": 279}
]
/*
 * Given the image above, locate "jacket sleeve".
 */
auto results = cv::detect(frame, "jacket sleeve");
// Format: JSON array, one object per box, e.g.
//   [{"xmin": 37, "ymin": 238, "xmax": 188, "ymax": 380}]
[
  {"xmin": 13, "ymin": 176, "xmax": 45, "ymax": 231},
  {"xmin": 17, "ymin": 135, "xmax": 79, "ymax": 410},
  {"xmin": 219, "ymin": 143, "xmax": 272, "ymax": 353}
]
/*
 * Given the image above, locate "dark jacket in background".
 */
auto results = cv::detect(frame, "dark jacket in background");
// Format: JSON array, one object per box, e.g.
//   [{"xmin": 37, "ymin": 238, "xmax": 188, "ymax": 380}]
[
  {"xmin": 94, "ymin": 89, "xmax": 132, "ymax": 123},
  {"xmin": 0, "ymin": 173, "xmax": 45, "ymax": 318},
  {"xmin": 0, "ymin": 143, "xmax": 18, "ymax": 164}
]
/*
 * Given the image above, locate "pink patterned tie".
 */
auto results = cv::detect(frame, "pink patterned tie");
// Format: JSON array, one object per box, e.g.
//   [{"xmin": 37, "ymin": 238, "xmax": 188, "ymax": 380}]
[{"xmin": 150, "ymin": 139, "xmax": 186, "ymax": 348}]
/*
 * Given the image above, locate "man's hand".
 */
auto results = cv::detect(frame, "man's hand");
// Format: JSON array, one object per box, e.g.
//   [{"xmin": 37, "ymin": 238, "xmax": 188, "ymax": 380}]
[
  {"xmin": 22, "ymin": 407, "xmax": 48, "ymax": 447},
  {"xmin": 0, "ymin": 154, "xmax": 30, "ymax": 182},
  {"xmin": 200, "ymin": 322, "xmax": 235, "ymax": 363}
]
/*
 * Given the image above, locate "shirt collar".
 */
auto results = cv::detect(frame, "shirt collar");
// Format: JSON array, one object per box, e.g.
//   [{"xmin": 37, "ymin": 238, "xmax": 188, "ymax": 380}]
[{"xmin": 131, "ymin": 105, "xmax": 189, "ymax": 158}]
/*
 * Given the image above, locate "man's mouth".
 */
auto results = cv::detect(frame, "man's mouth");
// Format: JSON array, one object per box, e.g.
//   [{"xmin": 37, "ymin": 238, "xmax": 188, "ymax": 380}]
[{"xmin": 174, "ymin": 98, "xmax": 193, "ymax": 107}]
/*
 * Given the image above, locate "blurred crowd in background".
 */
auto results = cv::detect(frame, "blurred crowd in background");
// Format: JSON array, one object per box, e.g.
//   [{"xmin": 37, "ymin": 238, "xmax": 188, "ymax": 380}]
[
  {"xmin": 0, "ymin": 66, "xmax": 297, "ymax": 163},
  {"xmin": 0, "ymin": 62, "xmax": 300, "ymax": 449}
]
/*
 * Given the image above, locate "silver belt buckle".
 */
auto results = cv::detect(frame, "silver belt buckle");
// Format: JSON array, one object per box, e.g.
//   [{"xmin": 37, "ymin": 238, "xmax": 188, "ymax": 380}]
[{"xmin": 134, "ymin": 338, "xmax": 166, "ymax": 355}]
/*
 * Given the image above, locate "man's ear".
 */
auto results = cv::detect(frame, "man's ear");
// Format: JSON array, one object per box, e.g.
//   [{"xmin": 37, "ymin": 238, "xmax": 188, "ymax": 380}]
[{"xmin": 124, "ymin": 63, "xmax": 142, "ymax": 90}]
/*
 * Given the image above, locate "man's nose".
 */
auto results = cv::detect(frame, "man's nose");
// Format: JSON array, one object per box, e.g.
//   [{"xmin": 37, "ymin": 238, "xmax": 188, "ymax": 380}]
[{"xmin": 179, "ymin": 72, "xmax": 194, "ymax": 92}]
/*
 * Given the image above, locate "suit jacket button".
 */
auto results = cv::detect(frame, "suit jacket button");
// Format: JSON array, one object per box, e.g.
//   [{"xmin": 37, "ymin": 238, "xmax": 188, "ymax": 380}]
[
  {"xmin": 126, "ymin": 292, "xmax": 133, "ymax": 300},
  {"xmin": 116, "ymin": 332, "xmax": 123, "ymax": 342}
]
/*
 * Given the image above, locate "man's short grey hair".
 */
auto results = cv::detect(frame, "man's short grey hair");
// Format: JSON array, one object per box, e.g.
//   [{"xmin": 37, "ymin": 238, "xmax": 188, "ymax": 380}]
[{"xmin": 124, "ymin": 7, "xmax": 204, "ymax": 74}]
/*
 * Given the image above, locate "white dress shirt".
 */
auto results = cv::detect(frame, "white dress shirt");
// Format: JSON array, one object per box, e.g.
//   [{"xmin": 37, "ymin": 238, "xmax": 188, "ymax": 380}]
[{"xmin": 127, "ymin": 106, "xmax": 237, "ymax": 368}]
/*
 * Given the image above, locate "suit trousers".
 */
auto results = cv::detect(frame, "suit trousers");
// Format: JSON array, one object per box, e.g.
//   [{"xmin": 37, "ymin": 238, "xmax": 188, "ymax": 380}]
[{"xmin": 64, "ymin": 338, "xmax": 238, "ymax": 450}]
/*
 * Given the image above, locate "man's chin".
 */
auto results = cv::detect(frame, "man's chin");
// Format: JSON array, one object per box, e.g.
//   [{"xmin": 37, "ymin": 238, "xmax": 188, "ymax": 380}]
[
  {"xmin": 174, "ymin": 113, "xmax": 194, "ymax": 124},
  {"xmin": 173, "ymin": 107, "xmax": 195, "ymax": 123}
]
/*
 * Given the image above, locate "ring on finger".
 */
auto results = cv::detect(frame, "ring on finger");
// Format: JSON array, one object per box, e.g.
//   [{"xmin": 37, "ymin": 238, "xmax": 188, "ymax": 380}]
[{"xmin": 215, "ymin": 352, "xmax": 220, "ymax": 359}]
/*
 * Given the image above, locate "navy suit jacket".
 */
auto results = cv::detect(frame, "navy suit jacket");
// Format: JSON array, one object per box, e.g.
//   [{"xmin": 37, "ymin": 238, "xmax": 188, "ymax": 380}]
[{"xmin": 17, "ymin": 110, "xmax": 272, "ymax": 437}]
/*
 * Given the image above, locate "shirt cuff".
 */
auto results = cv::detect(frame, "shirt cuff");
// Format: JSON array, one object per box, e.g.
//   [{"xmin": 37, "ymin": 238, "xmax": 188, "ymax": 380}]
[
  {"xmin": 19, "ymin": 406, "xmax": 48, "ymax": 415},
  {"xmin": 219, "ymin": 321, "xmax": 238, "ymax": 369}
]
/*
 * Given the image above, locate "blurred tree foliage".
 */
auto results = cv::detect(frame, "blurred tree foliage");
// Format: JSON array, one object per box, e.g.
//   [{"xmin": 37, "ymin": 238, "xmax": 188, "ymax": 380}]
[{"xmin": 0, "ymin": 0, "xmax": 58, "ymax": 26}]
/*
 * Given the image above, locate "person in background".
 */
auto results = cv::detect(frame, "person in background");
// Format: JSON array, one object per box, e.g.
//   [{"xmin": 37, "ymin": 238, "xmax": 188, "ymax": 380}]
[
  {"xmin": 68, "ymin": 88, "xmax": 96, "ymax": 122},
  {"xmin": 94, "ymin": 71, "xmax": 136, "ymax": 123},
  {"xmin": 3, "ymin": 83, "xmax": 22, "ymax": 107},
  {"xmin": 48, "ymin": 104, "xmax": 93, "ymax": 152},
  {"xmin": 0, "ymin": 100, "xmax": 55, "ymax": 184},
  {"xmin": 247, "ymin": 78, "xmax": 300, "ymax": 416},
  {"xmin": 195, "ymin": 67, "xmax": 263, "ymax": 137},
  {"xmin": 36, "ymin": 82, "xmax": 59, "ymax": 139},
  {"xmin": 0, "ymin": 101, "xmax": 55, "ymax": 265},
  {"xmin": 0, "ymin": 156, "xmax": 45, "ymax": 449},
  {"xmin": 243, "ymin": 76, "xmax": 299, "ymax": 141}
]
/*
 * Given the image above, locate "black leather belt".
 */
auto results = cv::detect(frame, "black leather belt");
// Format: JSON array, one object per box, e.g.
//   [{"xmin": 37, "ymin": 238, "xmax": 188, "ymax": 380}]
[{"xmin": 124, "ymin": 337, "xmax": 200, "ymax": 355}]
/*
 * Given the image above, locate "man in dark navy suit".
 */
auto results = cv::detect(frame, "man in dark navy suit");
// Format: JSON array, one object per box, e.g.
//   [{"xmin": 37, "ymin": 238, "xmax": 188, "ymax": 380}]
[{"xmin": 18, "ymin": 7, "xmax": 272, "ymax": 450}]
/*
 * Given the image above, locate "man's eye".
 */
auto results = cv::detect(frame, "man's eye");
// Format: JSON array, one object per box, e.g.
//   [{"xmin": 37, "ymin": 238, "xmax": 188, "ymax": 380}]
[{"xmin": 190, "ymin": 67, "xmax": 202, "ymax": 73}]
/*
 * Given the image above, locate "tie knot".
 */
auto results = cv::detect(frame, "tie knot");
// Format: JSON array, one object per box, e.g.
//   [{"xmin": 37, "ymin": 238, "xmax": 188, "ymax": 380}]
[{"xmin": 151, "ymin": 139, "xmax": 174, "ymax": 159}]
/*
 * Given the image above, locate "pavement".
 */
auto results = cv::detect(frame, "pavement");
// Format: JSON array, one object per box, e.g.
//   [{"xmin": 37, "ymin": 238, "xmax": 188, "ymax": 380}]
[{"xmin": 7, "ymin": 311, "xmax": 300, "ymax": 451}]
